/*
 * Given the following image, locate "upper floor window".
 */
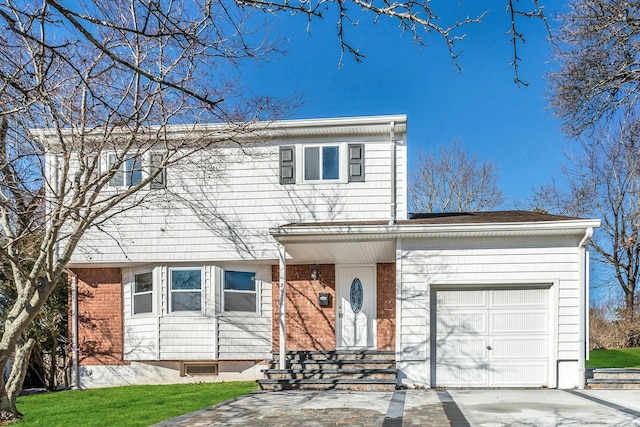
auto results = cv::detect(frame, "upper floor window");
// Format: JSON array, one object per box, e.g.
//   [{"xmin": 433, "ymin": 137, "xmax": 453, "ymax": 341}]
[
  {"xmin": 170, "ymin": 268, "xmax": 203, "ymax": 312},
  {"xmin": 133, "ymin": 271, "xmax": 153, "ymax": 315},
  {"xmin": 304, "ymin": 146, "xmax": 339, "ymax": 181},
  {"xmin": 107, "ymin": 152, "xmax": 166, "ymax": 189},
  {"xmin": 223, "ymin": 270, "xmax": 257, "ymax": 313},
  {"xmin": 109, "ymin": 153, "xmax": 143, "ymax": 187},
  {"xmin": 279, "ymin": 144, "xmax": 364, "ymax": 184}
]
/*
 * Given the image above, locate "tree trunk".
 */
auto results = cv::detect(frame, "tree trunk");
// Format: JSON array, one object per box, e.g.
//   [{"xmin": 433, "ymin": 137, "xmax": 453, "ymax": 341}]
[
  {"xmin": 625, "ymin": 290, "xmax": 635, "ymax": 320},
  {"xmin": 0, "ymin": 337, "xmax": 35, "ymax": 421},
  {"xmin": 48, "ymin": 333, "xmax": 58, "ymax": 391}
]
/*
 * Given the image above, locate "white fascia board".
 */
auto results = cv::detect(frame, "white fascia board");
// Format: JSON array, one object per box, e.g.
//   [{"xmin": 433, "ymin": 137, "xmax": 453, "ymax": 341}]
[
  {"xmin": 31, "ymin": 115, "xmax": 408, "ymax": 147},
  {"xmin": 270, "ymin": 219, "xmax": 602, "ymax": 243}
]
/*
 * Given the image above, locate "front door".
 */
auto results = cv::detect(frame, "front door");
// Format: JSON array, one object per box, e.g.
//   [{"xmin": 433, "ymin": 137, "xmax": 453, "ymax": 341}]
[{"xmin": 337, "ymin": 266, "xmax": 376, "ymax": 348}]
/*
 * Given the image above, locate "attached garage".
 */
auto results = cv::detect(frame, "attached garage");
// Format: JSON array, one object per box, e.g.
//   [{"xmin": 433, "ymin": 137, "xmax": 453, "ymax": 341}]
[
  {"xmin": 432, "ymin": 287, "xmax": 550, "ymax": 387},
  {"xmin": 273, "ymin": 210, "xmax": 600, "ymax": 389}
]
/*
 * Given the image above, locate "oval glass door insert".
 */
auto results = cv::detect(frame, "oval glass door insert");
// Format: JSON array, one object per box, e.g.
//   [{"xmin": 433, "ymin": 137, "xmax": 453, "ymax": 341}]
[{"xmin": 350, "ymin": 278, "xmax": 363, "ymax": 314}]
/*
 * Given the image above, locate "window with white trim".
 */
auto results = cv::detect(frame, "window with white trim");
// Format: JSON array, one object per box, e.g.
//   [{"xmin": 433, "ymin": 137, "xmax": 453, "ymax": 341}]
[
  {"xmin": 304, "ymin": 146, "xmax": 339, "ymax": 181},
  {"xmin": 133, "ymin": 271, "xmax": 153, "ymax": 315},
  {"xmin": 170, "ymin": 268, "xmax": 203, "ymax": 312},
  {"xmin": 223, "ymin": 270, "xmax": 257, "ymax": 313},
  {"xmin": 108, "ymin": 153, "xmax": 143, "ymax": 187}
]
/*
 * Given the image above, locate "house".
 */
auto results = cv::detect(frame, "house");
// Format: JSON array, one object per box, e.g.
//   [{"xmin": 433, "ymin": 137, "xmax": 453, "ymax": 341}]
[{"xmin": 46, "ymin": 115, "xmax": 600, "ymax": 389}]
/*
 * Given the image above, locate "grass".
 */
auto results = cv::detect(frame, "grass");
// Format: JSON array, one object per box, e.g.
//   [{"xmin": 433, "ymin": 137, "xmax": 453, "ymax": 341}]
[
  {"xmin": 15, "ymin": 381, "xmax": 257, "ymax": 427},
  {"xmin": 587, "ymin": 347, "xmax": 640, "ymax": 368}
]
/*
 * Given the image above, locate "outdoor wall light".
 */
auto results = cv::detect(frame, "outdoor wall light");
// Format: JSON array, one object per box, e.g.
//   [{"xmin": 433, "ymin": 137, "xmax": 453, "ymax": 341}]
[{"xmin": 311, "ymin": 264, "xmax": 319, "ymax": 281}]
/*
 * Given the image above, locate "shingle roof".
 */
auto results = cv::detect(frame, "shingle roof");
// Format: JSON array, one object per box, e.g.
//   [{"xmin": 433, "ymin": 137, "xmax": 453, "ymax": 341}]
[{"xmin": 281, "ymin": 210, "xmax": 585, "ymax": 228}]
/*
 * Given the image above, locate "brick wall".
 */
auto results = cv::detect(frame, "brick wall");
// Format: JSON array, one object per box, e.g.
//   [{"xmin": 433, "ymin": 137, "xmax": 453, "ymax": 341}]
[
  {"xmin": 70, "ymin": 268, "xmax": 128, "ymax": 366},
  {"xmin": 376, "ymin": 263, "xmax": 396, "ymax": 351},
  {"xmin": 272, "ymin": 263, "xmax": 396, "ymax": 352},
  {"xmin": 272, "ymin": 264, "xmax": 336, "ymax": 351}
]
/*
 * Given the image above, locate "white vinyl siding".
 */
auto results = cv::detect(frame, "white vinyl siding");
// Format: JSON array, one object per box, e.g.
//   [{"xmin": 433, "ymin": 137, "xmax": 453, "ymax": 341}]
[
  {"xmin": 399, "ymin": 234, "xmax": 582, "ymax": 387},
  {"xmin": 69, "ymin": 135, "xmax": 408, "ymax": 264}
]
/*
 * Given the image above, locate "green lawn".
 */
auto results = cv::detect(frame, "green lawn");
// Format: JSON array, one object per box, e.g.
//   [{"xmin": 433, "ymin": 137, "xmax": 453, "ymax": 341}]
[
  {"xmin": 587, "ymin": 347, "xmax": 640, "ymax": 368},
  {"xmin": 15, "ymin": 381, "xmax": 257, "ymax": 427}
]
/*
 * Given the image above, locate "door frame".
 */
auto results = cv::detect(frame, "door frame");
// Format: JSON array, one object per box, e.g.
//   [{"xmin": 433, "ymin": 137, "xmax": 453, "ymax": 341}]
[{"xmin": 336, "ymin": 264, "xmax": 377, "ymax": 349}]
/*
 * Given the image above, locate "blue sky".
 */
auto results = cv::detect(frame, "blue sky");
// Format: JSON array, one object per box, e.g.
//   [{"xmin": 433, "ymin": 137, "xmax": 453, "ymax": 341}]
[
  {"xmin": 241, "ymin": 2, "xmax": 570, "ymax": 208},
  {"xmin": 238, "ymin": 2, "xmax": 619, "ymax": 303}
]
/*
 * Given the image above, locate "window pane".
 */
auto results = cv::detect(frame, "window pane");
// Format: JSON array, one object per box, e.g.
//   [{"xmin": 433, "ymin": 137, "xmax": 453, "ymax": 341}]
[
  {"xmin": 134, "ymin": 293, "xmax": 153, "ymax": 314},
  {"xmin": 224, "ymin": 292, "xmax": 256, "ymax": 312},
  {"xmin": 128, "ymin": 156, "xmax": 143, "ymax": 186},
  {"xmin": 224, "ymin": 271, "xmax": 255, "ymax": 291},
  {"xmin": 135, "ymin": 272, "xmax": 153, "ymax": 293},
  {"xmin": 322, "ymin": 146, "xmax": 339, "ymax": 180},
  {"xmin": 304, "ymin": 147, "xmax": 319, "ymax": 180},
  {"xmin": 171, "ymin": 270, "xmax": 202, "ymax": 290},
  {"xmin": 171, "ymin": 292, "xmax": 201, "ymax": 311},
  {"xmin": 108, "ymin": 154, "xmax": 123, "ymax": 187}
]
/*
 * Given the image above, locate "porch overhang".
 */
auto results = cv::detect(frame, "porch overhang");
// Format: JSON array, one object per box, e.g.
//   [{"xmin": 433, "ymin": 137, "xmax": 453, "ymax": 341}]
[{"xmin": 270, "ymin": 216, "xmax": 602, "ymax": 252}]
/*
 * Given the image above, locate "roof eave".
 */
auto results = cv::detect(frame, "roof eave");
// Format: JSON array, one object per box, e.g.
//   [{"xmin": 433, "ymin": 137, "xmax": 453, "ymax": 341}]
[{"xmin": 270, "ymin": 219, "xmax": 602, "ymax": 243}]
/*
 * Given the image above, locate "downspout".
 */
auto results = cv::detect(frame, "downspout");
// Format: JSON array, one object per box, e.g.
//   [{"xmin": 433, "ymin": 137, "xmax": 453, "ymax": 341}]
[
  {"xmin": 278, "ymin": 243, "xmax": 287, "ymax": 369},
  {"xmin": 52, "ymin": 152, "xmax": 60, "ymax": 263},
  {"xmin": 68, "ymin": 271, "xmax": 79, "ymax": 390},
  {"xmin": 577, "ymin": 227, "xmax": 593, "ymax": 389},
  {"xmin": 389, "ymin": 121, "xmax": 396, "ymax": 226}
]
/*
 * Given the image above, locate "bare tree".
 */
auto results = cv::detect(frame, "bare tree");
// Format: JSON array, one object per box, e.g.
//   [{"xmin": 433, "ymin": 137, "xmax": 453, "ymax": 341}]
[
  {"xmin": 410, "ymin": 141, "xmax": 504, "ymax": 213},
  {"xmin": 530, "ymin": 120, "xmax": 640, "ymax": 318},
  {"xmin": 238, "ymin": 0, "xmax": 548, "ymax": 84},
  {"xmin": 0, "ymin": 1, "xmax": 289, "ymax": 420},
  {"xmin": 549, "ymin": 0, "xmax": 640, "ymax": 138}
]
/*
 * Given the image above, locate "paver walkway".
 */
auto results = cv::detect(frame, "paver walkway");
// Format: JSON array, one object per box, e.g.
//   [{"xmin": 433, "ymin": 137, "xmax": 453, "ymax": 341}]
[
  {"xmin": 152, "ymin": 388, "xmax": 640, "ymax": 426},
  {"xmin": 153, "ymin": 389, "xmax": 451, "ymax": 427}
]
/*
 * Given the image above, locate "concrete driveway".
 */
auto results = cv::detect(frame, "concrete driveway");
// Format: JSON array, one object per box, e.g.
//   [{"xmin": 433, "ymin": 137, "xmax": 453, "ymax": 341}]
[{"xmin": 153, "ymin": 389, "xmax": 640, "ymax": 426}]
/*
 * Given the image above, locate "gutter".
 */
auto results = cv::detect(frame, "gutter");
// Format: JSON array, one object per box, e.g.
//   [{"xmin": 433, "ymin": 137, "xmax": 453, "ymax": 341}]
[
  {"xmin": 270, "ymin": 220, "xmax": 602, "ymax": 242},
  {"xmin": 578, "ymin": 227, "xmax": 594, "ymax": 389}
]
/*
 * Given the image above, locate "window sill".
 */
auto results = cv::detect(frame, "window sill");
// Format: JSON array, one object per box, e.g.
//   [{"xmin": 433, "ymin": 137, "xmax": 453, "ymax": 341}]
[
  {"xmin": 220, "ymin": 311, "xmax": 261, "ymax": 317},
  {"xmin": 165, "ymin": 311, "xmax": 208, "ymax": 317},
  {"xmin": 130, "ymin": 312, "xmax": 155, "ymax": 319}
]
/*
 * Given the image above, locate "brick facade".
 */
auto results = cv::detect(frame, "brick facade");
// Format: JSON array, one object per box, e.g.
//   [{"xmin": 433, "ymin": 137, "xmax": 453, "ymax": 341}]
[
  {"xmin": 70, "ymin": 268, "xmax": 128, "ymax": 366},
  {"xmin": 272, "ymin": 264, "xmax": 336, "ymax": 351},
  {"xmin": 376, "ymin": 263, "xmax": 396, "ymax": 350},
  {"xmin": 272, "ymin": 263, "xmax": 396, "ymax": 352}
]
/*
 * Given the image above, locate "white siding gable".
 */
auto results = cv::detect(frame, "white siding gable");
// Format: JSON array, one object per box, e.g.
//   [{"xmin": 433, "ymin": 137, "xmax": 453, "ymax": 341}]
[{"xmin": 67, "ymin": 118, "xmax": 407, "ymax": 265}]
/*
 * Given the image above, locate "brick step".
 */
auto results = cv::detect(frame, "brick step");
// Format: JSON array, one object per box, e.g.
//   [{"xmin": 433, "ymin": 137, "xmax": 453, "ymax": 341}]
[
  {"xmin": 268, "ymin": 359, "xmax": 396, "ymax": 370},
  {"xmin": 257, "ymin": 378, "xmax": 397, "ymax": 391},
  {"xmin": 271, "ymin": 350, "xmax": 395, "ymax": 361},
  {"xmin": 587, "ymin": 379, "xmax": 640, "ymax": 390},
  {"xmin": 591, "ymin": 368, "xmax": 640, "ymax": 380},
  {"xmin": 263, "ymin": 368, "xmax": 397, "ymax": 380}
]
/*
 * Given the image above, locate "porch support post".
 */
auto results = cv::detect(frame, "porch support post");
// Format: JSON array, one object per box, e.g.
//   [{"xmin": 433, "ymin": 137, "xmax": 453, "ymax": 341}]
[{"xmin": 278, "ymin": 243, "xmax": 287, "ymax": 369}]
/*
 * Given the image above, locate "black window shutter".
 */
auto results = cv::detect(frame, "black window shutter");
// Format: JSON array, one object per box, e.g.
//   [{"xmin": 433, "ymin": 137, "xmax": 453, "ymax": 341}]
[
  {"xmin": 150, "ymin": 153, "xmax": 166, "ymax": 189},
  {"xmin": 348, "ymin": 144, "xmax": 365, "ymax": 182},
  {"xmin": 280, "ymin": 146, "xmax": 295, "ymax": 184}
]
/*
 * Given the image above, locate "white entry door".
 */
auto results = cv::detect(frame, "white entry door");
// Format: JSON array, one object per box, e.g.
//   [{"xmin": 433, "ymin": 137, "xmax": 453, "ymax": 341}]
[
  {"xmin": 337, "ymin": 266, "xmax": 376, "ymax": 348},
  {"xmin": 434, "ymin": 287, "xmax": 550, "ymax": 387}
]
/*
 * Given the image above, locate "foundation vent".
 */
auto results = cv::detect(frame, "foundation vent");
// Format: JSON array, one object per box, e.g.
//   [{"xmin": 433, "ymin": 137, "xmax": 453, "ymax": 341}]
[{"xmin": 181, "ymin": 362, "xmax": 218, "ymax": 376}]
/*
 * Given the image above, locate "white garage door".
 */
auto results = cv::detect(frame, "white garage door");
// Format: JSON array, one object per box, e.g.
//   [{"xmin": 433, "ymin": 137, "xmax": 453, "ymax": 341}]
[{"xmin": 434, "ymin": 287, "xmax": 549, "ymax": 387}]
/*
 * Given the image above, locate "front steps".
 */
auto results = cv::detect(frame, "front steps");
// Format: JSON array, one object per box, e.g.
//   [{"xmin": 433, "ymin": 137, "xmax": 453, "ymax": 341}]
[
  {"xmin": 587, "ymin": 368, "xmax": 640, "ymax": 389},
  {"xmin": 257, "ymin": 350, "xmax": 398, "ymax": 391}
]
